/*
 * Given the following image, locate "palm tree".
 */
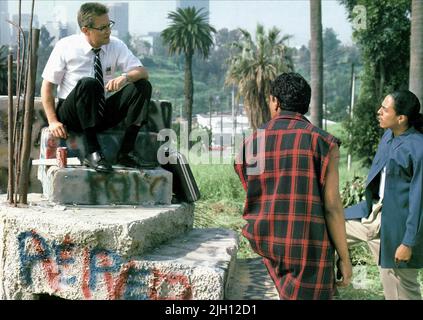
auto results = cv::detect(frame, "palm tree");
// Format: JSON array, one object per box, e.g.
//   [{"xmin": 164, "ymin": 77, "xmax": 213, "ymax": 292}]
[
  {"xmin": 310, "ymin": 0, "xmax": 323, "ymax": 128},
  {"xmin": 409, "ymin": 0, "xmax": 423, "ymax": 111},
  {"xmin": 225, "ymin": 24, "xmax": 293, "ymax": 130},
  {"xmin": 161, "ymin": 7, "xmax": 216, "ymax": 136}
]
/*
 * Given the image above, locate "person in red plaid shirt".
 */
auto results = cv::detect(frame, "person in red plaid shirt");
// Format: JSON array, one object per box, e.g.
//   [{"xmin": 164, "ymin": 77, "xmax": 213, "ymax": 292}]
[{"xmin": 234, "ymin": 73, "xmax": 352, "ymax": 300}]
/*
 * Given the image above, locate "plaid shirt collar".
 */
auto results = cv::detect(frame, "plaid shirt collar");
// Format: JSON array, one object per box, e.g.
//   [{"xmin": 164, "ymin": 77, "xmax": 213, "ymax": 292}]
[{"xmin": 272, "ymin": 110, "xmax": 310, "ymax": 124}]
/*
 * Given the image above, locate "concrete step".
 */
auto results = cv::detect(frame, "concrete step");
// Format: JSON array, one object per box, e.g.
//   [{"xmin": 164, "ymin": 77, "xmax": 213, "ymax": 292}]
[
  {"xmin": 42, "ymin": 166, "xmax": 172, "ymax": 205},
  {"xmin": 0, "ymin": 193, "xmax": 194, "ymax": 300},
  {"xmin": 138, "ymin": 228, "xmax": 238, "ymax": 300}
]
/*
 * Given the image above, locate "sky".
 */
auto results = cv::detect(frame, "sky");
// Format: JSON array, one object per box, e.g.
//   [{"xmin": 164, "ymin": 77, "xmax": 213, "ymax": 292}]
[{"xmin": 6, "ymin": 0, "xmax": 353, "ymax": 47}]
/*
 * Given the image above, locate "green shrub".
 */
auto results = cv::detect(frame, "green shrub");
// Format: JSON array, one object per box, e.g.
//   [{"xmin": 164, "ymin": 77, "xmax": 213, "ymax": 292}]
[{"xmin": 341, "ymin": 175, "xmax": 366, "ymax": 207}]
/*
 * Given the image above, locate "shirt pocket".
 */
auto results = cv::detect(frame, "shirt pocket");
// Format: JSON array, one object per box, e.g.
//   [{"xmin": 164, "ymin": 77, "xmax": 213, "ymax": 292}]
[
  {"xmin": 102, "ymin": 53, "xmax": 117, "ymax": 84},
  {"xmin": 385, "ymin": 164, "xmax": 412, "ymax": 190},
  {"xmin": 103, "ymin": 65, "xmax": 115, "ymax": 84}
]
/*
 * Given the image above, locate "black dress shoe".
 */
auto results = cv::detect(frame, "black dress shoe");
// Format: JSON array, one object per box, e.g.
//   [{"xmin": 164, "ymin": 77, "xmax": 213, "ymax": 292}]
[
  {"xmin": 84, "ymin": 151, "xmax": 113, "ymax": 173},
  {"xmin": 116, "ymin": 152, "xmax": 139, "ymax": 168}
]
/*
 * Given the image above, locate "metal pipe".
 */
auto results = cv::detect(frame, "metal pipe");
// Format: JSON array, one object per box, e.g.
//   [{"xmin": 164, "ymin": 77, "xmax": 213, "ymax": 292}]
[
  {"xmin": 19, "ymin": 27, "xmax": 40, "ymax": 204},
  {"xmin": 7, "ymin": 54, "xmax": 15, "ymax": 205},
  {"xmin": 7, "ymin": 16, "xmax": 27, "ymax": 204},
  {"xmin": 14, "ymin": 1, "xmax": 23, "ymax": 203},
  {"xmin": 16, "ymin": 0, "xmax": 21, "ymax": 98}
]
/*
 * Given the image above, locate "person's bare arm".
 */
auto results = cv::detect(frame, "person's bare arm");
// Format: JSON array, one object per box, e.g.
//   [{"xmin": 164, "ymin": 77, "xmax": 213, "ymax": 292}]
[
  {"xmin": 323, "ymin": 144, "xmax": 352, "ymax": 287},
  {"xmin": 105, "ymin": 66, "xmax": 148, "ymax": 92},
  {"xmin": 41, "ymin": 79, "xmax": 67, "ymax": 139}
]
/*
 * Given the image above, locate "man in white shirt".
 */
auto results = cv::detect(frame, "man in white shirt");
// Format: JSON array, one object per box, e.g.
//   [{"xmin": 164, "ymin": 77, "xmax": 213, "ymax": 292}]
[{"xmin": 41, "ymin": 2, "xmax": 151, "ymax": 172}]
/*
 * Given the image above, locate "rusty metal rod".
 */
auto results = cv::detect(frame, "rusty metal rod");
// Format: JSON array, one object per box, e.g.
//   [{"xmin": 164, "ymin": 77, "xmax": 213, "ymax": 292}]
[
  {"xmin": 13, "ymin": 0, "xmax": 23, "ymax": 203},
  {"xmin": 19, "ymin": 28, "xmax": 40, "ymax": 204},
  {"xmin": 7, "ymin": 54, "xmax": 15, "ymax": 204},
  {"xmin": 18, "ymin": 0, "xmax": 36, "ymax": 204},
  {"xmin": 16, "ymin": 0, "xmax": 21, "ymax": 98},
  {"xmin": 16, "ymin": 29, "xmax": 30, "ymax": 203},
  {"xmin": 7, "ymin": 18, "xmax": 27, "ymax": 204},
  {"xmin": 6, "ymin": 20, "xmax": 26, "ymax": 134}
]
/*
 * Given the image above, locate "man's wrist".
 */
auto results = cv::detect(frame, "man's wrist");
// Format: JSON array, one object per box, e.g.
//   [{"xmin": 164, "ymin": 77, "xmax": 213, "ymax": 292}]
[{"xmin": 121, "ymin": 73, "xmax": 129, "ymax": 82}]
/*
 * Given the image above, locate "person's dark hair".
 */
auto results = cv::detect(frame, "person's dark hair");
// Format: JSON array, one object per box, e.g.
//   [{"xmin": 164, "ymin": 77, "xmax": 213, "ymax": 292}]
[
  {"xmin": 270, "ymin": 72, "xmax": 311, "ymax": 115},
  {"xmin": 390, "ymin": 90, "xmax": 423, "ymax": 133},
  {"xmin": 78, "ymin": 2, "xmax": 108, "ymax": 29}
]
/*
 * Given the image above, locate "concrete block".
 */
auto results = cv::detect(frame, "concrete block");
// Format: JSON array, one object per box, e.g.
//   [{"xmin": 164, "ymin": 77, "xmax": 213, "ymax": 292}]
[
  {"xmin": 139, "ymin": 228, "xmax": 239, "ymax": 300},
  {"xmin": 0, "ymin": 194, "xmax": 195, "ymax": 300},
  {"xmin": 42, "ymin": 166, "xmax": 172, "ymax": 205}
]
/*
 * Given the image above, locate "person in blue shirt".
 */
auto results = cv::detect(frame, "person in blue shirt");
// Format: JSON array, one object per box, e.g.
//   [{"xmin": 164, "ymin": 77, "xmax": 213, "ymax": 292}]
[{"xmin": 345, "ymin": 90, "xmax": 423, "ymax": 300}]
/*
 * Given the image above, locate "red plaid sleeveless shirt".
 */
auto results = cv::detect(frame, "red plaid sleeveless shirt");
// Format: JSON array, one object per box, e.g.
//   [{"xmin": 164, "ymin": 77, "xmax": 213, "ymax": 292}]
[{"xmin": 234, "ymin": 111, "xmax": 341, "ymax": 300}]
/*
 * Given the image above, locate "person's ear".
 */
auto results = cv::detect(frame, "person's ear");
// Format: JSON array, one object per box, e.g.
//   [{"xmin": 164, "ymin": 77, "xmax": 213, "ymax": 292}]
[
  {"xmin": 274, "ymin": 97, "xmax": 281, "ymax": 111},
  {"xmin": 81, "ymin": 26, "xmax": 89, "ymax": 35},
  {"xmin": 398, "ymin": 115, "xmax": 408, "ymax": 126}
]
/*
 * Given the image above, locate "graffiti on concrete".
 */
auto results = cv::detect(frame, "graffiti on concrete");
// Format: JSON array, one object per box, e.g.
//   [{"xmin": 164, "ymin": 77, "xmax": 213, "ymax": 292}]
[
  {"xmin": 18, "ymin": 230, "xmax": 193, "ymax": 300},
  {"xmin": 84, "ymin": 172, "xmax": 169, "ymax": 204}
]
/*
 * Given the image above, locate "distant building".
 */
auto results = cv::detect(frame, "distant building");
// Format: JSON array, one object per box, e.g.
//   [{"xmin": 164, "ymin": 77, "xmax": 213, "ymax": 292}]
[
  {"xmin": 43, "ymin": 21, "xmax": 77, "ymax": 45},
  {"xmin": 196, "ymin": 112, "xmax": 250, "ymax": 148},
  {"xmin": 176, "ymin": 0, "xmax": 209, "ymax": 21},
  {"xmin": 108, "ymin": 3, "xmax": 129, "ymax": 39},
  {"xmin": 11, "ymin": 14, "xmax": 39, "ymax": 41},
  {"xmin": 0, "ymin": 2, "xmax": 10, "ymax": 46}
]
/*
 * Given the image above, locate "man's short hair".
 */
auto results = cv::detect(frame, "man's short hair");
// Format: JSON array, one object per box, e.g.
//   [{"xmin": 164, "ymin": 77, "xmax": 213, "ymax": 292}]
[
  {"xmin": 77, "ymin": 2, "xmax": 109, "ymax": 29},
  {"xmin": 270, "ymin": 73, "xmax": 311, "ymax": 115}
]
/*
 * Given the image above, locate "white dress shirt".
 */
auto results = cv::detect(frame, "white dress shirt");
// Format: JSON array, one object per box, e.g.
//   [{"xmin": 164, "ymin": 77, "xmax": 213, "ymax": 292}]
[
  {"xmin": 42, "ymin": 34, "xmax": 142, "ymax": 99},
  {"xmin": 378, "ymin": 166, "xmax": 386, "ymax": 200}
]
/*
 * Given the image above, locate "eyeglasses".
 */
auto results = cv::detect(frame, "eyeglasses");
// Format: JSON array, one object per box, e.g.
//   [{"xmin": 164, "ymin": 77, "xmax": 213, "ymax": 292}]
[{"xmin": 87, "ymin": 20, "xmax": 115, "ymax": 32}]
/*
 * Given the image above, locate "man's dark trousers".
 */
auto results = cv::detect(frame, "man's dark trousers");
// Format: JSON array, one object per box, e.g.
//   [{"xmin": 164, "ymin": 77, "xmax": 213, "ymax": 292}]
[{"xmin": 57, "ymin": 77, "xmax": 152, "ymax": 133}]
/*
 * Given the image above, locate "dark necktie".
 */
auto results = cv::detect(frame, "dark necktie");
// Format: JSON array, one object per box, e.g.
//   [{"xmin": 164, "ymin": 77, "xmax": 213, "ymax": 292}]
[{"xmin": 92, "ymin": 48, "xmax": 105, "ymax": 117}]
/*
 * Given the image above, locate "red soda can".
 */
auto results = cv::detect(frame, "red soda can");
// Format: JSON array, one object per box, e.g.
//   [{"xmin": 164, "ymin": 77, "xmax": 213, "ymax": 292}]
[
  {"xmin": 46, "ymin": 131, "xmax": 58, "ymax": 159},
  {"xmin": 56, "ymin": 147, "xmax": 68, "ymax": 168}
]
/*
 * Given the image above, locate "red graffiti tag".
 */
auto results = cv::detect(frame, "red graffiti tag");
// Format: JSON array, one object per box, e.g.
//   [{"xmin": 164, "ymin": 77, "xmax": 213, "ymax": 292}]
[
  {"xmin": 31, "ymin": 230, "xmax": 60, "ymax": 292},
  {"xmin": 82, "ymin": 248, "xmax": 91, "ymax": 299},
  {"xmin": 149, "ymin": 268, "xmax": 192, "ymax": 300}
]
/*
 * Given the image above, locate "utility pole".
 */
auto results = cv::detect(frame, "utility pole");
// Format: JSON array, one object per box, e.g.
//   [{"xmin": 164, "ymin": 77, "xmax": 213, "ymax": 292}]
[
  {"xmin": 220, "ymin": 98, "xmax": 223, "ymax": 160},
  {"xmin": 231, "ymin": 86, "xmax": 236, "ymax": 157},
  {"xmin": 209, "ymin": 95, "xmax": 213, "ymax": 131},
  {"xmin": 347, "ymin": 63, "xmax": 356, "ymax": 171}
]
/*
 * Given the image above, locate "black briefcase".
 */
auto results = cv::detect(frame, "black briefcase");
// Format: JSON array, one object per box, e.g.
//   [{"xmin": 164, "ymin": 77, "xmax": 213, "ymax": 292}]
[{"xmin": 161, "ymin": 149, "xmax": 201, "ymax": 203}]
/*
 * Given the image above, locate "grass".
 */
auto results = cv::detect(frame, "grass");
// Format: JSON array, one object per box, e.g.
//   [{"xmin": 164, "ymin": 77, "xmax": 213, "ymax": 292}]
[{"xmin": 190, "ymin": 122, "xmax": 423, "ymax": 299}]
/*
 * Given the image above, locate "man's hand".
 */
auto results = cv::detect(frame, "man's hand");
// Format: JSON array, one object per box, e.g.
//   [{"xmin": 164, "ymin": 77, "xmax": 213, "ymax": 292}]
[
  {"xmin": 336, "ymin": 258, "xmax": 353, "ymax": 288},
  {"xmin": 49, "ymin": 121, "xmax": 68, "ymax": 139},
  {"xmin": 395, "ymin": 244, "xmax": 412, "ymax": 265},
  {"xmin": 105, "ymin": 75, "xmax": 127, "ymax": 92}
]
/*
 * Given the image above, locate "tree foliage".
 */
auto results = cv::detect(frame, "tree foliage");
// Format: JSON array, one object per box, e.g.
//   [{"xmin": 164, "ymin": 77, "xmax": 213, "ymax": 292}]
[
  {"xmin": 225, "ymin": 24, "xmax": 293, "ymax": 130},
  {"xmin": 323, "ymin": 28, "xmax": 361, "ymax": 122},
  {"xmin": 409, "ymin": 0, "xmax": 423, "ymax": 109},
  {"xmin": 340, "ymin": 0, "xmax": 411, "ymax": 164},
  {"xmin": 193, "ymin": 28, "xmax": 242, "ymax": 87},
  {"xmin": 293, "ymin": 29, "xmax": 361, "ymax": 123}
]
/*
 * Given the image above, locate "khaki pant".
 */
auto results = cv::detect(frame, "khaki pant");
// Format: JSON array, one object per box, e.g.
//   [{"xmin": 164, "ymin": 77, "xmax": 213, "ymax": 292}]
[{"xmin": 345, "ymin": 201, "xmax": 422, "ymax": 300}]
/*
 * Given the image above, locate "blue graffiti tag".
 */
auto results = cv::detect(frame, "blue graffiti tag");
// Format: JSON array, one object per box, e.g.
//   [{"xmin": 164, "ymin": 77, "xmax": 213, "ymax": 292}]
[{"xmin": 18, "ymin": 231, "xmax": 51, "ymax": 285}]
